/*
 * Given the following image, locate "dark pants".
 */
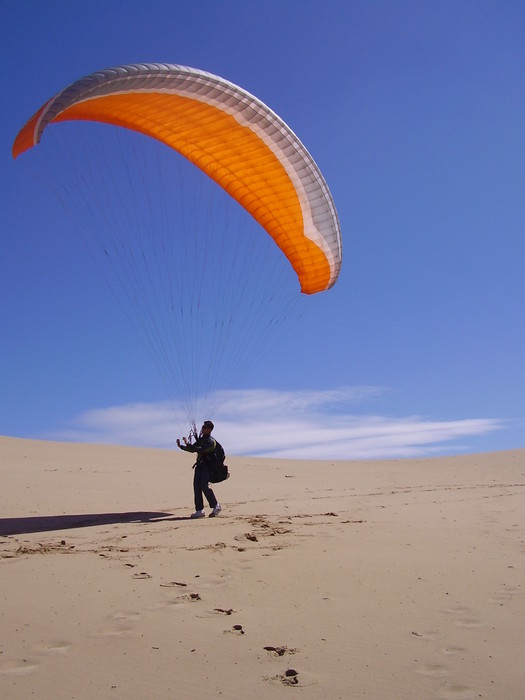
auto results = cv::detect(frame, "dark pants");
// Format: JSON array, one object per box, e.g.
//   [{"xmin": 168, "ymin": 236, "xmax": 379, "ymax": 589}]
[{"xmin": 193, "ymin": 461, "xmax": 217, "ymax": 511}]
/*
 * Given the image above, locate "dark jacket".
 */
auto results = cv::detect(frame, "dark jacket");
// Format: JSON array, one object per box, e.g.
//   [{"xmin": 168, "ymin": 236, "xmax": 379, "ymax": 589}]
[{"xmin": 178, "ymin": 435, "xmax": 215, "ymax": 463}]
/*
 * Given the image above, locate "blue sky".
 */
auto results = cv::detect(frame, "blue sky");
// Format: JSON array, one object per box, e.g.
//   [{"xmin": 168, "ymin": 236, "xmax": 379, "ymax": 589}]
[{"xmin": 2, "ymin": 1, "xmax": 524, "ymax": 459}]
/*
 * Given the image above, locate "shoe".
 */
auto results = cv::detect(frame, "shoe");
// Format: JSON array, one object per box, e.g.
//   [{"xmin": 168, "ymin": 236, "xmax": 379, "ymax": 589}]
[
  {"xmin": 190, "ymin": 510, "xmax": 205, "ymax": 519},
  {"xmin": 209, "ymin": 504, "xmax": 222, "ymax": 518}
]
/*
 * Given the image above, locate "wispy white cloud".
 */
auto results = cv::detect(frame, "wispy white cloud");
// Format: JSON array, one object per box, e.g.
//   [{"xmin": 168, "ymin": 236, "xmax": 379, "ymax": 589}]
[{"xmin": 46, "ymin": 387, "xmax": 504, "ymax": 460}]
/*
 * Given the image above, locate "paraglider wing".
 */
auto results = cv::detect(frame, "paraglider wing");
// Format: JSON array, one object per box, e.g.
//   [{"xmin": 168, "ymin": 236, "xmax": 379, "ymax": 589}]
[{"xmin": 13, "ymin": 63, "xmax": 341, "ymax": 294}]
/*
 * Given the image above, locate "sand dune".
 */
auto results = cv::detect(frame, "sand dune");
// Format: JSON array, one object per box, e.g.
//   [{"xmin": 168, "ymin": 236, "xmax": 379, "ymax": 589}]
[{"xmin": 1, "ymin": 436, "xmax": 524, "ymax": 699}]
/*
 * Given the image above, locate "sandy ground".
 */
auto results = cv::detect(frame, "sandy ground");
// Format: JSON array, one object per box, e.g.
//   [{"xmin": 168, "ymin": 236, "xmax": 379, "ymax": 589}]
[{"xmin": 1, "ymin": 435, "xmax": 524, "ymax": 699}]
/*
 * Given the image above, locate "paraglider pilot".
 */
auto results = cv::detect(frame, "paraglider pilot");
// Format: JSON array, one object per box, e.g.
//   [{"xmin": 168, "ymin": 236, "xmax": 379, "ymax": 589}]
[{"xmin": 177, "ymin": 420, "xmax": 222, "ymax": 518}]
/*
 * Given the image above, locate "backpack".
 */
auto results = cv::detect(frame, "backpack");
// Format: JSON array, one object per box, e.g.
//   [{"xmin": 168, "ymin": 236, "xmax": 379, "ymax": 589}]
[{"xmin": 206, "ymin": 439, "xmax": 230, "ymax": 483}]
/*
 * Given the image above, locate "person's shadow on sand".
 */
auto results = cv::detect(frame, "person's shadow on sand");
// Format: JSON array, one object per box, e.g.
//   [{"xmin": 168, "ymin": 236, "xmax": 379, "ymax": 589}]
[{"xmin": 0, "ymin": 511, "xmax": 192, "ymax": 536}]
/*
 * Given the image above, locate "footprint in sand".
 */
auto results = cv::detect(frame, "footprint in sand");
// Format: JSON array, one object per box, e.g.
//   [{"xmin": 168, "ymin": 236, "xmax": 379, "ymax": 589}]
[
  {"xmin": 440, "ymin": 646, "xmax": 466, "ymax": 657},
  {"xmin": 411, "ymin": 630, "xmax": 437, "ymax": 641},
  {"xmin": 194, "ymin": 572, "xmax": 232, "ymax": 589},
  {"xmin": 278, "ymin": 669, "xmax": 299, "ymax": 686},
  {"xmin": 442, "ymin": 605, "xmax": 484, "ymax": 629},
  {"xmin": 488, "ymin": 589, "xmax": 513, "ymax": 605},
  {"xmin": 265, "ymin": 669, "xmax": 315, "ymax": 688},
  {"xmin": 162, "ymin": 593, "xmax": 203, "ymax": 608},
  {"xmin": 177, "ymin": 593, "xmax": 202, "ymax": 602},
  {"xmin": 0, "ymin": 659, "xmax": 39, "ymax": 675},
  {"xmin": 112, "ymin": 611, "xmax": 141, "ymax": 622},
  {"xmin": 92, "ymin": 626, "xmax": 136, "ymax": 638},
  {"xmin": 455, "ymin": 618, "xmax": 484, "ymax": 629},
  {"xmin": 442, "ymin": 604, "xmax": 470, "ymax": 616},
  {"xmin": 33, "ymin": 641, "xmax": 71, "ymax": 655},
  {"xmin": 146, "ymin": 592, "xmax": 202, "ymax": 611},
  {"xmin": 437, "ymin": 683, "xmax": 477, "ymax": 699},
  {"xmin": 415, "ymin": 663, "xmax": 449, "ymax": 678},
  {"xmin": 92, "ymin": 611, "xmax": 141, "ymax": 638},
  {"xmin": 264, "ymin": 645, "xmax": 298, "ymax": 657},
  {"xmin": 196, "ymin": 607, "xmax": 236, "ymax": 619}
]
